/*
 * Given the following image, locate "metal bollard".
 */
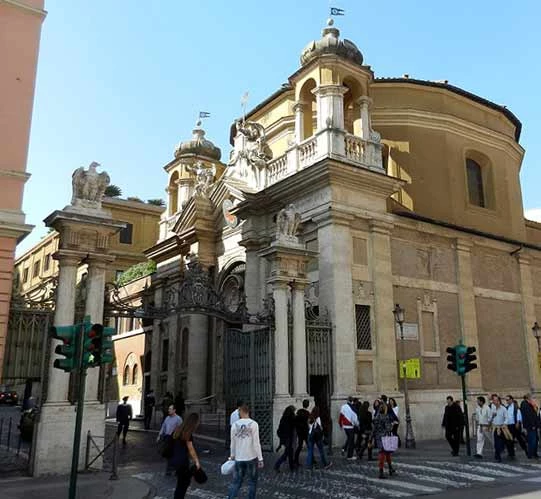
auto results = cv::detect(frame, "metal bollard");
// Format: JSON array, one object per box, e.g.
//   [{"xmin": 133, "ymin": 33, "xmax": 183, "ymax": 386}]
[
  {"xmin": 109, "ymin": 436, "xmax": 118, "ymax": 480},
  {"xmin": 7, "ymin": 417, "xmax": 12, "ymax": 450}
]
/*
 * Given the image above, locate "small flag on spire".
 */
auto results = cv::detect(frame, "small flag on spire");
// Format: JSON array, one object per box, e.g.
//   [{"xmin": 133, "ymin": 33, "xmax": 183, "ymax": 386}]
[
  {"xmin": 330, "ymin": 7, "xmax": 345, "ymax": 16},
  {"xmin": 199, "ymin": 111, "xmax": 211, "ymax": 118}
]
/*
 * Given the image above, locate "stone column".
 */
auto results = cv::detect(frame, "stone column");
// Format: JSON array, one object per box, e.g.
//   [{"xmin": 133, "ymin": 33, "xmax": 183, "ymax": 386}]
[
  {"xmin": 455, "ymin": 239, "xmax": 483, "ymax": 391},
  {"xmin": 292, "ymin": 280, "xmax": 309, "ymax": 397},
  {"xmin": 518, "ymin": 256, "xmax": 541, "ymax": 392},
  {"xmin": 151, "ymin": 284, "xmax": 163, "ymax": 394},
  {"xmin": 84, "ymin": 257, "xmax": 110, "ymax": 401},
  {"xmin": 244, "ymin": 243, "xmax": 261, "ymax": 314},
  {"xmin": 187, "ymin": 313, "xmax": 209, "ymax": 401},
  {"xmin": 357, "ymin": 96, "xmax": 372, "ymax": 140},
  {"xmin": 293, "ymin": 101, "xmax": 305, "ymax": 143},
  {"xmin": 312, "ymin": 85, "xmax": 348, "ymax": 131},
  {"xmin": 166, "ymin": 313, "xmax": 179, "ymax": 394},
  {"xmin": 316, "ymin": 213, "xmax": 356, "ymax": 396},
  {"xmin": 272, "ymin": 280, "xmax": 290, "ymax": 397},
  {"xmin": 369, "ymin": 220, "xmax": 399, "ymax": 393},
  {"xmin": 47, "ymin": 252, "xmax": 80, "ymax": 402}
]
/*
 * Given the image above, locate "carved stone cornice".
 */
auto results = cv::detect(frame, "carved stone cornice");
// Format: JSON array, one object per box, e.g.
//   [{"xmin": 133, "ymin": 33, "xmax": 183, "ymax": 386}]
[
  {"xmin": 369, "ymin": 219, "xmax": 393, "ymax": 235},
  {"xmin": 455, "ymin": 238, "xmax": 474, "ymax": 253}
]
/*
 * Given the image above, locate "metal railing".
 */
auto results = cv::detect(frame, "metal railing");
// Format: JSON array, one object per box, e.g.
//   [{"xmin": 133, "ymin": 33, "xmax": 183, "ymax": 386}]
[
  {"xmin": 84, "ymin": 430, "xmax": 118, "ymax": 480},
  {"xmin": 0, "ymin": 415, "xmax": 27, "ymax": 458}
]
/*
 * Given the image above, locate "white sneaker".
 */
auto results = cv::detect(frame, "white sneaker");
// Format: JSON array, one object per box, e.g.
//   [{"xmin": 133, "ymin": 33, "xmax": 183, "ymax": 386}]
[{"xmin": 347, "ymin": 456, "xmax": 358, "ymax": 461}]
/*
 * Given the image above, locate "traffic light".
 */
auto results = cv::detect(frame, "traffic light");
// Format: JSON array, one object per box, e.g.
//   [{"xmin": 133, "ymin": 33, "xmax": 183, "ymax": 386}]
[
  {"xmin": 456, "ymin": 344, "xmax": 467, "ymax": 375},
  {"xmin": 100, "ymin": 325, "xmax": 115, "ymax": 364},
  {"xmin": 446, "ymin": 346, "xmax": 457, "ymax": 372},
  {"xmin": 464, "ymin": 346, "xmax": 477, "ymax": 374},
  {"xmin": 83, "ymin": 320, "xmax": 100, "ymax": 367},
  {"xmin": 50, "ymin": 324, "xmax": 77, "ymax": 372}
]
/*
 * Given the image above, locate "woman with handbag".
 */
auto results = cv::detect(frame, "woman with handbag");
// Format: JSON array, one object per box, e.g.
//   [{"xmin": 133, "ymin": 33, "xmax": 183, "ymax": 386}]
[
  {"xmin": 170, "ymin": 413, "xmax": 202, "ymax": 499},
  {"xmin": 372, "ymin": 403, "xmax": 397, "ymax": 479},
  {"xmin": 306, "ymin": 406, "xmax": 332, "ymax": 469},
  {"xmin": 274, "ymin": 405, "xmax": 297, "ymax": 472}
]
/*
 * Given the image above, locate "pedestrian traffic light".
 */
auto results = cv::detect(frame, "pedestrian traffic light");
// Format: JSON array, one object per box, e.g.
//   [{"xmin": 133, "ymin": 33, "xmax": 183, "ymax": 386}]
[
  {"xmin": 456, "ymin": 344, "xmax": 467, "ymax": 375},
  {"xmin": 464, "ymin": 346, "xmax": 477, "ymax": 374},
  {"xmin": 446, "ymin": 346, "xmax": 457, "ymax": 372},
  {"xmin": 50, "ymin": 324, "xmax": 78, "ymax": 372},
  {"xmin": 100, "ymin": 325, "xmax": 115, "ymax": 365},
  {"xmin": 83, "ymin": 319, "xmax": 101, "ymax": 367}
]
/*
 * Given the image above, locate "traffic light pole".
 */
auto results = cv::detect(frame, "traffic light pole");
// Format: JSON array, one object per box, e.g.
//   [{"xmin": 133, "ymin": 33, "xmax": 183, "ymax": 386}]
[
  {"xmin": 69, "ymin": 323, "xmax": 87, "ymax": 499},
  {"xmin": 461, "ymin": 374, "xmax": 471, "ymax": 457}
]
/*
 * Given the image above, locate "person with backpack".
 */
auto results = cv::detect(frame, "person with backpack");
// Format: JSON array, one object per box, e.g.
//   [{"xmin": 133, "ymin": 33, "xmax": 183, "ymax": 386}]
[
  {"xmin": 306, "ymin": 406, "xmax": 332, "ymax": 469},
  {"xmin": 373, "ymin": 402, "xmax": 396, "ymax": 479},
  {"xmin": 294, "ymin": 399, "xmax": 310, "ymax": 467},
  {"xmin": 274, "ymin": 405, "xmax": 296, "ymax": 472},
  {"xmin": 170, "ymin": 413, "xmax": 201, "ymax": 499}
]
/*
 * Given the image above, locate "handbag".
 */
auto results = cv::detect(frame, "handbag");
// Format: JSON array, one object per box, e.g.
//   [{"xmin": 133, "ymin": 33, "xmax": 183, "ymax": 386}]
[
  {"xmin": 221, "ymin": 459, "xmax": 236, "ymax": 475},
  {"xmin": 310, "ymin": 422, "xmax": 324, "ymax": 442},
  {"xmin": 190, "ymin": 465, "xmax": 208, "ymax": 484},
  {"xmin": 381, "ymin": 435, "xmax": 399, "ymax": 452}
]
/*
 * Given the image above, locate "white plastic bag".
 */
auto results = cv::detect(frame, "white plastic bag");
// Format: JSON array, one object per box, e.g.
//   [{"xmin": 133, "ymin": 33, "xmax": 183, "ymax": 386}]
[
  {"xmin": 381, "ymin": 435, "xmax": 399, "ymax": 452},
  {"xmin": 221, "ymin": 459, "xmax": 236, "ymax": 475}
]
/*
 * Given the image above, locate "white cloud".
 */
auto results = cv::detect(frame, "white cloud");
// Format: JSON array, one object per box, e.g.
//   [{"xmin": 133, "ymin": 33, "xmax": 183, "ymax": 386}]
[{"xmin": 525, "ymin": 209, "xmax": 541, "ymax": 223}]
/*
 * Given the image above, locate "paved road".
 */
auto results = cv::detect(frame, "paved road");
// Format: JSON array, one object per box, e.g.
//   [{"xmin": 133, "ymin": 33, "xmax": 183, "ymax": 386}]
[{"xmin": 104, "ymin": 424, "xmax": 541, "ymax": 498}]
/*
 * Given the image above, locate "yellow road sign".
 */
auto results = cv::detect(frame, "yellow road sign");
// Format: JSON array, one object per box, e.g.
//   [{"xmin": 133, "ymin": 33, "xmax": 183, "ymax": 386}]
[{"xmin": 399, "ymin": 358, "xmax": 421, "ymax": 379}]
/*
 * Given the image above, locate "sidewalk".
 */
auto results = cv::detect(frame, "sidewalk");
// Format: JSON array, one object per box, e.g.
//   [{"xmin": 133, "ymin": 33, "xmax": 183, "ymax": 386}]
[{"xmin": 0, "ymin": 472, "xmax": 152, "ymax": 499}]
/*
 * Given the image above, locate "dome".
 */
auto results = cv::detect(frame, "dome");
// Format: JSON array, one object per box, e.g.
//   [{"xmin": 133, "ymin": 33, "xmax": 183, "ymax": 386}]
[
  {"xmin": 300, "ymin": 19, "xmax": 363, "ymax": 67},
  {"xmin": 174, "ymin": 121, "xmax": 221, "ymax": 161}
]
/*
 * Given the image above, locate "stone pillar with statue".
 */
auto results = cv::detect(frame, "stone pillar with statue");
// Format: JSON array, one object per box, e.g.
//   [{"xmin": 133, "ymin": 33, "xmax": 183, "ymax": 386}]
[
  {"xmin": 32, "ymin": 162, "xmax": 125, "ymax": 476},
  {"xmin": 259, "ymin": 204, "xmax": 317, "ymax": 449}
]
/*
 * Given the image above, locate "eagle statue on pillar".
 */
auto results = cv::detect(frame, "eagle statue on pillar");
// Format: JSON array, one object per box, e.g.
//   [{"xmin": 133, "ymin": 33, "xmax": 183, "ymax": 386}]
[{"xmin": 71, "ymin": 161, "xmax": 110, "ymax": 210}]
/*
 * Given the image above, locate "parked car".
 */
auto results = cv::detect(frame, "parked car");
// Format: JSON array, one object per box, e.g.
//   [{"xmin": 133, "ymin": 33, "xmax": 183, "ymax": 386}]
[{"xmin": 0, "ymin": 390, "xmax": 19, "ymax": 405}]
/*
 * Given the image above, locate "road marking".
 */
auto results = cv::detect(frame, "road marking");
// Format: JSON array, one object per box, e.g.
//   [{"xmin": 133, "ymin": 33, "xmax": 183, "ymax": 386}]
[
  {"xmin": 397, "ymin": 462, "xmax": 494, "ymax": 482},
  {"xmin": 455, "ymin": 460, "xmax": 533, "ymax": 474},
  {"xmin": 523, "ymin": 476, "xmax": 541, "ymax": 483},
  {"xmin": 327, "ymin": 470, "xmax": 420, "ymax": 496},
  {"xmin": 132, "ymin": 472, "xmax": 157, "ymax": 481},
  {"xmin": 393, "ymin": 469, "xmax": 467, "ymax": 487},
  {"xmin": 424, "ymin": 460, "xmax": 518, "ymax": 477},
  {"xmin": 186, "ymin": 489, "xmax": 225, "ymax": 498}
]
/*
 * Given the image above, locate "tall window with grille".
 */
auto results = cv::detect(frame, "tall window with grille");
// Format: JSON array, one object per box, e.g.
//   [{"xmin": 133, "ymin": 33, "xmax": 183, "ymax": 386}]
[
  {"xmin": 355, "ymin": 304, "xmax": 372, "ymax": 350},
  {"xmin": 466, "ymin": 158, "xmax": 485, "ymax": 207}
]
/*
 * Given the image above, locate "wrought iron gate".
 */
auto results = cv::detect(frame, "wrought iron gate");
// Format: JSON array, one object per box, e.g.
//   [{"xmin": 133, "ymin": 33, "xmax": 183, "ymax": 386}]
[{"xmin": 223, "ymin": 326, "xmax": 274, "ymax": 450}]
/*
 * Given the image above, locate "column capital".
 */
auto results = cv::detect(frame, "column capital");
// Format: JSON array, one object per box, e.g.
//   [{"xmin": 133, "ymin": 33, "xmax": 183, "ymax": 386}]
[
  {"xmin": 313, "ymin": 210, "xmax": 354, "ymax": 228},
  {"xmin": 369, "ymin": 219, "xmax": 393, "ymax": 235},
  {"xmin": 311, "ymin": 84, "xmax": 349, "ymax": 97},
  {"xmin": 52, "ymin": 250, "xmax": 82, "ymax": 267},
  {"xmin": 293, "ymin": 100, "xmax": 306, "ymax": 112},
  {"xmin": 518, "ymin": 254, "xmax": 531, "ymax": 266},
  {"xmin": 355, "ymin": 95, "xmax": 373, "ymax": 107},
  {"xmin": 85, "ymin": 254, "xmax": 115, "ymax": 268},
  {"xmin": 455, "ymin": 238, "xmax": 474, "ymax": 253},
  {"xmin": 291, "ymin": 277, "xmax": 310, "ymax": 290},
  {"xmin": 268, "ymin": 277, "xmax": 292, "ymax": 290}
]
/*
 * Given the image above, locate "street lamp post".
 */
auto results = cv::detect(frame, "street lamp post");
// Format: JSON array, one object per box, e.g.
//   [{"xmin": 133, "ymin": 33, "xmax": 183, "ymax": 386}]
[
  {"xmin": 393, "ymin": 303, "xmax": 416, "ymax": 449},
  {"xmin": 532, "ymin": 321, "xmax": 541, "ymax": 352}
]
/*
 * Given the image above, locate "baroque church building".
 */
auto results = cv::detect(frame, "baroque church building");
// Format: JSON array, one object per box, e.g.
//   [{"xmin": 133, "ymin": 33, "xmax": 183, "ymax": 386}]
[{"xmin": 120, "ymin": 19, "xmax": 541, "ymax": 445}]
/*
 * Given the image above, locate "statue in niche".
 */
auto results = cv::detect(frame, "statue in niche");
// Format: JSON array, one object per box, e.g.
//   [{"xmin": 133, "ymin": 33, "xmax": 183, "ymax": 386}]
[
  {"xmin": 187, "ymin": 162, "xmax": 215, "ymax": 197},
  {"xmin": 71, "ymin": 161, "xmax": 110, "ymax": 210},
  {"xmin": 277, "ymin": 204, "xmax": 301, "ymax": 239}
]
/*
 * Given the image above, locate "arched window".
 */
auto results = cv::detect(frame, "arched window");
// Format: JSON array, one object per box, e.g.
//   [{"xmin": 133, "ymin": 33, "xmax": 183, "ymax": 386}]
[
  {"xmin": 299, "ymin": 79, "xmax": 317, "ymax": 140},
  {"xmin": 168, "ymin": 171, "xmax": 179, "ymax": 215},
  {"xmin": 123, "ymin": 365, "xmax": 131, "ymax": 386},
  {"xmin": 132, "ymin": 364, "xmax": 138, "ymax": 385},
  {"xmin": 466, "ymin": 158, "xmax": 485, "ymax": 207}
]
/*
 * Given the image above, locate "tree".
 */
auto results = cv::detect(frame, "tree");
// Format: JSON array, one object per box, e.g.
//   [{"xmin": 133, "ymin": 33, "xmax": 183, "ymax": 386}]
[
  {"xmin": 147, "ymin": 198, "xmax": 165, "ymax": 207},
  {"xmin": 116, "ymin": 260, "xmax": 157, "ymax": 286},
  {"xmin": 104, "ymin": 185, "xmax": 122, "ymax": 197},
  {"xmin": 127, "ymin": 196, "xmax": 144, "ymax": 203}
]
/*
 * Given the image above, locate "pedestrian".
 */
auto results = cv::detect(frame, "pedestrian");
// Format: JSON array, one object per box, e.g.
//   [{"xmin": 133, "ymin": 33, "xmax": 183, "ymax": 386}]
[
  {"xmin": 157, "ymin": 404, "xmax": 183, "ymax": 475},
  {"xmin": 357, "ymin": 401, "xmax": 373, "ymax": 460},
  {"xmin": 520, "ymin": 394, "xmax": 539, "ymax": 459},
  {"xmin": 170, "ymin": 413, "xmax": 201, "ymax": 499},
  {"xmin": 339, "ymin": 397, "xmax": 359, "ymax": 460},
  {"xmin": 274, "ymin": 405, "xmax": 296, "ymax": 472},
  {"xmin": 474, "ymin": 396, "xmax": 492, "ymax": 458},
  {"xmin": 162, "ymin": 392, "xmax": 174, "ymax": 422},
  {"xmin": 442, "ymin": 395, "xmax": 462, "ymax": 456},
  {"xmin": 505, "ymin": 395, "xmax": 525, "ymax": 456},
  {"xmin": 389, "ymin": 397, "xmax": 401, "ymax": 448},
  {"xmin": 227, "ymin": 404, "xmax": 264, "ymax": 499},
  {"xmin": 144, "ymin": 389, "xmax": 156, "ymax": 430},
  {"xmin": 490, "ymin": 395, "xmax": 514, "ymax": 462},
  {"xmin": 116, "ymin": 396, "xmax": 133, "ymax": 444},
  {"xmin": 175, "ymin": 391, "xmax": 186, "ymax": 418},
  {"xmin": 294, "ymin": 399, "xmax": 310, "ymax": 467},
  {"xmin": 306, "ymin": 406, "xmax": 331, "ymax": 469},
  {"xmin": 373, "ymin": 402, "xmax": 396, "ymax": 479}
]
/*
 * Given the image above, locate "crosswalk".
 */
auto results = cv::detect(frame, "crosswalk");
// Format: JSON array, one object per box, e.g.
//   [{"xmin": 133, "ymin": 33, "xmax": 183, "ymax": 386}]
[{"xmin": 133, "ymin": 458, "xmax": 541, "ymax": 498}]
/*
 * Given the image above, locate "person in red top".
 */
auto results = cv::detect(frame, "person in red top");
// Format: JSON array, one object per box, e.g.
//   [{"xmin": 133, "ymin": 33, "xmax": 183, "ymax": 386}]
[{"xmin": 339, "ymin": 397, "xmax": 359, "ymax": 459}]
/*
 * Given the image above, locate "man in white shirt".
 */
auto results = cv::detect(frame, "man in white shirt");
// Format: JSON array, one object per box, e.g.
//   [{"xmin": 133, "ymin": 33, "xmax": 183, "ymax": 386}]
[
  {"xmin": 157, "ymin": 404, "xmax": 182, "ymax": 475},
  {"xmin": 490, "ymin": 395, "xmax": 513, "ymax": 462},
  {"xmin": 474, "ymin": 396, "xmax": 492, "ymax": 458},
  {"xmin": 228, "ymin": 405, "xmax": 264, "ymax": 499},
  {"xmin": 339, "ymin": 397, "xmax": 359, "ymax": 460}
]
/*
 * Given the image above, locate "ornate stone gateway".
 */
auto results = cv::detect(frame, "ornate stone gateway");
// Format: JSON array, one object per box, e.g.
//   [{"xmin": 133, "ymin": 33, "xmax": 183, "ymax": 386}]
[{"xmin": 223, "ymin": 326, "xmax": 274, "ymax": 450}]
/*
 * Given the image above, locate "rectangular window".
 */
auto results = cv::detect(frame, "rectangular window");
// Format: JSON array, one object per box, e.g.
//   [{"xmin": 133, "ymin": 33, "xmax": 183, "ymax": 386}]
[
  {"xmin": 353, "ymin": 237, "xmax": 367, "ymax": 265},
  {"xmin": 43, "ymin": 254, "xmax": 51, "ymax": 272},
  {"xmin": 161, "ymin": 339, "xmax": 169, "ymax": 372},
  {"xmin": 23, "ymin": 268, "xmax": 29, "ymax": 283},
  {"xmin": 119, "ymin": 222, "xmax": 133, "ymax": 244},
  {"xmin": 466, "ymin": 159, "xmax": 485, "ymax": 207},
  {"xmin": 421, "ymin": 311, "xmax": 436, "ymax": 352},
  {"xmin": 306, "ymin": 239, "xmax": 318, "ymax": 272},
  {"xmin": 355, "ymin": 304, "xmax": 372, "ymax": 350},
  {"xmin": 33, "ymin": 261, "xmax": 40, "ymax": 278}
]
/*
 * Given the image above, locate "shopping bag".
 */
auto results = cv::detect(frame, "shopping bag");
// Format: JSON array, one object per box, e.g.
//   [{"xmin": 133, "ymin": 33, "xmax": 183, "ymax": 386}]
[
  {"xmin": 221, "ymin": 459, "xmax": 236, "ymax": 475},
  {"xmin": 381, "ymin": 435, "xmax": 399, "ymax": 452}
]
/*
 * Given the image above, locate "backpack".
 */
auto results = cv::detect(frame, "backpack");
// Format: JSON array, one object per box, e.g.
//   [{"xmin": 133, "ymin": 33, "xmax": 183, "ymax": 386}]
[{"xmin": 311, "ymin": 421, "xmax": 323, "ymax": 442}]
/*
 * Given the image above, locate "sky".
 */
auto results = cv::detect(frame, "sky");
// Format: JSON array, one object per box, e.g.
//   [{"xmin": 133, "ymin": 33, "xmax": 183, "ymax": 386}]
[{"xmin": 18, "ymin": 0, "xmax": 541, "ymax": 255}]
